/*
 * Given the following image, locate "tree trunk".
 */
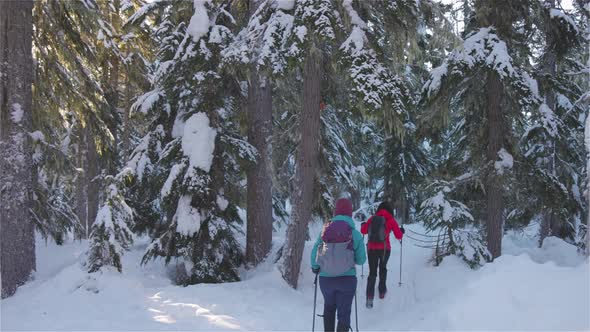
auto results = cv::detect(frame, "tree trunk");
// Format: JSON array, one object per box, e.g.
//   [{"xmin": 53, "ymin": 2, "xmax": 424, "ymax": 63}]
[
  {"xmin": 122, "ymin": 74, "xmax": 132, "ymax": 161},
  {"xmin": 281, "ymin": 49, "xmax": 322, "ymax": 288},
  {"xmin": 0, "ymin": 0, "xmax": 36, "ymax": 298},
  {"xmin": 587, "ymin": 85, "xmax": 590, "ymax": 256},
  {"xmin": 392, "ymin": 194, "xmax": 410, "ymax": 225},
  {"xmin": 86, "ymin": 125, "xmax": 100, "ymax": 235},
  {"xmin": 107, "ymin": 54, "xmax": 120, "ymax": 174},
  {"xmin": 105, "ymin": 0, "xmax": 121, "ymax": 175},
  {"xmin": 485, "ymin": 72, "xmax": 505, "ymax": 260},
  {"xmin": 539, "ymin": 6, "xmax": 559, "ymax": 247},
  {"xmin": 587, "ymin": 160, "xmax": 590, "ymax": 257},
  {"xmin": 350, "ymin": 187, "xmax": 361, "ymax": 211},
  {"xmin": 245, "ymin": 66, "xmax": 273, "ymax": 264},
  {"xmin": 75, "ymin": 123, "xmax": 88, "ymax": 238}
]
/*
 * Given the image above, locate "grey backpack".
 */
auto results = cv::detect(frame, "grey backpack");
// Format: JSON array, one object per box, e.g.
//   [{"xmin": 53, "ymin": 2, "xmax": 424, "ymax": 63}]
[{"xmin": 316, "ymin": 221, "xmax": 355, "ymax": 275}]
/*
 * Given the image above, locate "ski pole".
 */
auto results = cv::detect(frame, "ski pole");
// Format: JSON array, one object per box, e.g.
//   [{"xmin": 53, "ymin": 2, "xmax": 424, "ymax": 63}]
[
  {"xmin": 312, "ymin": 272, "xmax": 319, "ymax": 332},
  {"xmin": 398, "ymin": 239, "xmax": 403, "ymax": 287},
  {"xmin": 398, "ymin": 218, "xmax": 405, "ymax": 287},
  {"xmin": 361, "ymin": 234, "xmax": 365, "ymax": 278}
]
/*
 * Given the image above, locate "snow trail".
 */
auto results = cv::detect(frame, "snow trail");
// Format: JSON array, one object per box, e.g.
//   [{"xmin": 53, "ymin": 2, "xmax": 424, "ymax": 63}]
[{"xmin": 1, "ymin": 224, "xmax": 588, "ymax": 331}]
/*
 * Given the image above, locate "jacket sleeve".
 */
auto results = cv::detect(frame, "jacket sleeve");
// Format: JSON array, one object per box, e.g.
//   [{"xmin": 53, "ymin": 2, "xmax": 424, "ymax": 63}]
[
  {"xmin": 353, "ymin": 230, "xmax": 367, "ymax": 265},
  {"xmin": 390, "ymin": 216, "xmax": 403, "ymax": 240},
  {"xmin": 360, "ymin": 217, "xmax": 371, "ymax": 235},
  {"xmin": 310, "ymin": 235, "xmax": 322, "ymax": 269}
]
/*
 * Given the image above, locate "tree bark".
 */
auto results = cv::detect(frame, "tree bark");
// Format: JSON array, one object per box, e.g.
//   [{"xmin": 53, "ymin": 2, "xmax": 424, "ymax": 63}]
[
  {"xmin": 0, "ymin": 0, "xmax": 36, "ymax": 298},
  {"xmin": 107, "ymin": 53, "xmax": 120, "ymax": 174},
  {"xmin": 86, "ymin": 125, "xmax": 100, "ymax": 235},
  {"xmin": 122, "ymin": 74, "xmax": 131, "ymax": 161},
  {"xmin": 245, "ymin": 69, "xmax": 273, "ymax": 264},
  {"xmin": 350, "ymin": 187, "xmax": 361, "ymax": 211},
  {"xmin": 281, "ymin": 49, "xmax": 322, "ymax": 288},
  {"xmin": 587, "ymin": 160, "xmax": 590, "ymax": 257},
  {"xmin": 539, "ymin": 3, "xmax": 559, "ymax": 247},
  {"xmin": 103, "ymin": 47, "xmax": 119, "ymax": 174},
  {"xmin": 485, "ymin": 72, "xmax": 505, "ymax": 260},
  {"xmin": 75, "ymin": 123, "xmax": 88, "ymax": 238},
  {"xmin": 106, "ymin": 0, "xmax": 121, "ymax": 175}
]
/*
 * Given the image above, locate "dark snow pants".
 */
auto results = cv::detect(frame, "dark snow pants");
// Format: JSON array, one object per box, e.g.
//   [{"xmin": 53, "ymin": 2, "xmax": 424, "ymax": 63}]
[
  {"xmin": 366, "ymin": 249, "xmax": 391, "ymax": 298},
  {"xmin": 319, "ymin": 275, "xmax": 357, "ymax": 332}
]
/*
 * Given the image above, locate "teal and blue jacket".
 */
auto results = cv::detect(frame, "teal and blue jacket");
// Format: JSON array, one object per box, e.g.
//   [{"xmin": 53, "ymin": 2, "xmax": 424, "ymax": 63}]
[{"xmin": 310, "ymin": 215, "xmax": 367, "ymax": 277}]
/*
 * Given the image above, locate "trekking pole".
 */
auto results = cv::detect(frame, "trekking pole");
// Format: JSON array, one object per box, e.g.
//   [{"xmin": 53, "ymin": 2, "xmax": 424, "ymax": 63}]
[
  {"xmin": 312, "ymin": 272, "xmax": 319, "ymax": 332},
  {"xmin": 398, "ymin": 239, "xmax": 403, "ymax": 287},
  {"xmin": 361, "ymin": 234, "xmax": 365, "ymax": 278},
  {"xmin": 354, "ymin": 290, "xmax": 359, "ymax": 332},
  {"xmin": 398, "ymin": 217, "xmax": 405, "ymax": 287}
]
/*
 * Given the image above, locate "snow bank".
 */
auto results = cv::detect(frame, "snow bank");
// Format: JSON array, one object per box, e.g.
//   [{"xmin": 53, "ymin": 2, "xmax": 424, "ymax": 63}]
[
  {"xmin": 504, "ymin": 229, "xmax": 587, "ymax": 268},
  {"xmin": 441, "ymin": 254, "xmax": 589, "ymax": 331}
]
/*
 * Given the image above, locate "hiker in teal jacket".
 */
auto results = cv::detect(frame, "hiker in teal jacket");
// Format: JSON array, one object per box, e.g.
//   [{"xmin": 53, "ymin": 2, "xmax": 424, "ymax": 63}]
[{"xmin": 310, "ymin": 198, "xmax": 366, "ymax": 332}]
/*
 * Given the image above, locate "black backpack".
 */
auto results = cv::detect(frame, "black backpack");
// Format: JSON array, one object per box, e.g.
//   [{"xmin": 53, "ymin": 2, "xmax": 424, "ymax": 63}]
[{"xmin": 368, "ymin": 215, "xmax": 386, "ymax": 243}]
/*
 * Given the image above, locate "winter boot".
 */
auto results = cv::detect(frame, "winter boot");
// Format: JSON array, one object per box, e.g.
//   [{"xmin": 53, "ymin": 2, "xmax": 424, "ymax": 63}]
[
  {"xmin": 379, "ymin": 290, "xmax": 387, "ymax": 299},
  {"xmin": 366, "ymin": 296, "xmax": 373, "ymax": 309},
  {"xmin": 336, "ymin": 323, "xmax": 350, "ymax": 332}
]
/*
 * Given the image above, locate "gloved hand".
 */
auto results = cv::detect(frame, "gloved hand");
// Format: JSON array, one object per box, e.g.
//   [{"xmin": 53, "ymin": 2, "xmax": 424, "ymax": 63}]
[
  {"xmin": 400, "ymin": 226, "xmax": 405, "ymax": 234},
  {"xmin": 361, "ymin": 222, "xmax": 366, "ymax": 228},
  {"xmin": 312, "ymin": 266, "xmax": 320, "ymax": 274}
]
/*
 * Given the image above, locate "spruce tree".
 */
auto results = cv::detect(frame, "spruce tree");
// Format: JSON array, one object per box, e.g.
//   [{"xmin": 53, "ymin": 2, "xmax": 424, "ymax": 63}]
[
  {"xmin": 33, "ymin": 0, "xmax": 116, "ymax": 238},
  {"xmin": 521, "ymin": 1, "xmax": 587, "ymax": 246},
  {"xmin": 280, "ymin": 0, "xmax": 412, "ymax": 288},
  {"xmin": 223, "ymin": 0, "xmax": 294, "ymax": 266},
  {"xmin": 421, "ymin": 0, "xmax": 540, "ymax": 259},
  {"xmin": 86, "ymin": 176, "xmax": 134, "ymax": 273},
  {"xmin": 30, "ymin": 0, "xmax": 151, "ymax": 244},
  {"xmin": 127, "ymin": 0, "xmax": 254, "ymax": 284}
]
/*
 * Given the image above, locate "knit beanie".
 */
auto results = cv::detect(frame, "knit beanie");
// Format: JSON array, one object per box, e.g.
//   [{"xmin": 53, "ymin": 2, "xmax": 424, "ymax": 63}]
[{"xmin": 334, "ymin": 198, "xmax": 353, "ymax": 217}]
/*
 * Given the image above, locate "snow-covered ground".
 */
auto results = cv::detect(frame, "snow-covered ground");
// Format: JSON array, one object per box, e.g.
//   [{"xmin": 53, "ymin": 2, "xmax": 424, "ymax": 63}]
[{"xmin": 1, "ymin": 223, "xmax": 588, "ymax": 331}]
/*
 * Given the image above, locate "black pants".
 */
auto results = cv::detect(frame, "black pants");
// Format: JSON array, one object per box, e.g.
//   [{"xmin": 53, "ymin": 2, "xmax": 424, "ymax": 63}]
[
  {"xmin": 319, "ymin": 276, "xmax": 357, "ymax": 332},
  {"xmin": 366, "ymin": 249, "xmax": 391, "ymax": 298}
]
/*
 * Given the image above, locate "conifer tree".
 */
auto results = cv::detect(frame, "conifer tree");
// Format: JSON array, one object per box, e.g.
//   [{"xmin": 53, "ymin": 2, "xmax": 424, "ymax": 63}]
[
  {"xmin": 31, "ymin": 0, "xmax": 151, "ymax": 243},
  {"xmin": 279, "ymin": 0, "xmax": 412, "ymax": 288},
  {"xmin": 421, "ymin": 0, "xmax": 540, "ymax": 259},
  {"xmin": 223, "ymin": 0, "xmax": 294, "ymax": 266},
  {"xmin": 520, "ymin": 1, "xmax": 588, "ymax": 246},
  {"xmin": 86, "ymin": 175, "xmax": 134, "ymax": 273},
  {"xmin": 127, "ymin": 0, "xmax": 254, "ymax": 284}
]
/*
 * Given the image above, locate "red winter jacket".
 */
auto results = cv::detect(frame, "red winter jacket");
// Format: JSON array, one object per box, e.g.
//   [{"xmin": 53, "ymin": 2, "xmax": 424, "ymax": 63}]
[{"xmin": 360, "ymin": 209, "xmax": 403, "ymax": 250}]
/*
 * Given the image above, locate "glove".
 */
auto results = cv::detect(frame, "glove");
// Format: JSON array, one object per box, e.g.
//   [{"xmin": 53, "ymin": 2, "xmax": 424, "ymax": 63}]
[
  {"xmin": 312, "ymin": 266, "xmax": 320, "ymax": 274},
  {"xmin": 361, "ymin": 222, "xmax": 367, "ymax": 228},
  {"xmin": 400, "ymin": 226, "xmax": 405, "ymax": 234}
]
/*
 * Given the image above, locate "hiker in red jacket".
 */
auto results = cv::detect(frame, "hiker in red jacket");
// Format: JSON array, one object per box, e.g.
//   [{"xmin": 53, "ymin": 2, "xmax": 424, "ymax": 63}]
[{"xmin": 360, "ymin": 201, "xmax": 404, "ymax": 308}]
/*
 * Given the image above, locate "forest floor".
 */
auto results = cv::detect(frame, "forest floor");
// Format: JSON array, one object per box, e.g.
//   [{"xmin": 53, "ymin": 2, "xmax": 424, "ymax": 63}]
[{"xmin": 1, "ymin": 222, "xmax": 588, "ymax": 331}]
